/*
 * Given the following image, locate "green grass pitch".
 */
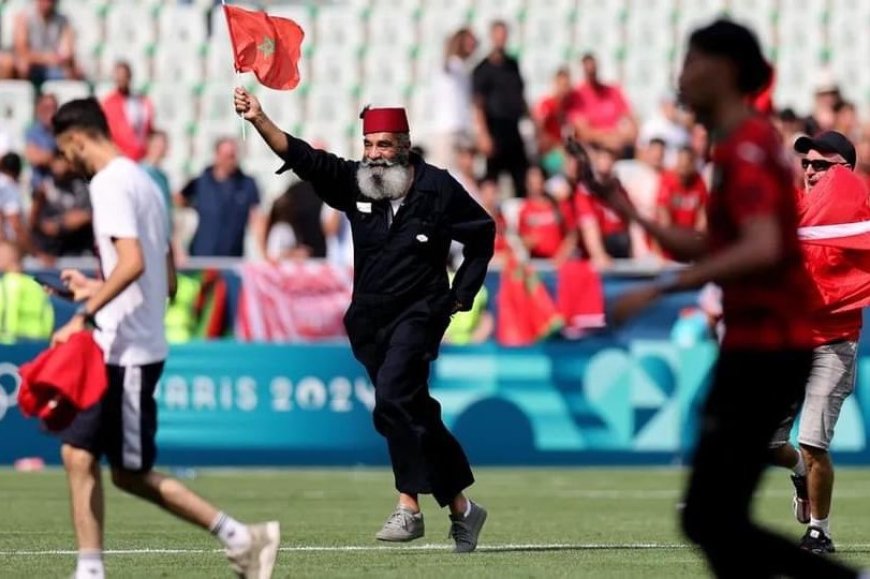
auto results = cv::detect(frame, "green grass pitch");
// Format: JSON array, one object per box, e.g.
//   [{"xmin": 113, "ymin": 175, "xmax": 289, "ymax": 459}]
[{"xmin": 2, "ymin": 467, "xmax": 870, "ymax": 577}]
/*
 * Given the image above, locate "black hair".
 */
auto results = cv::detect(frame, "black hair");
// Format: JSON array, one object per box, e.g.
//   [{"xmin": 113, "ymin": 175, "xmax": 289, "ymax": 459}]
[
  {"xmin": 648, "ymin": 138, "xmax": 667, "ymax": 148},
  {"xmin": 688, "ymin": 19, "xmax": 771, "ymax": 95},
  {"xmin": 0, "ymin": 152, "xmax": 22, "ymax": 179},
  {"xmin": 52, "ymin": 97, "xmax": 110, "ymax": 138}
]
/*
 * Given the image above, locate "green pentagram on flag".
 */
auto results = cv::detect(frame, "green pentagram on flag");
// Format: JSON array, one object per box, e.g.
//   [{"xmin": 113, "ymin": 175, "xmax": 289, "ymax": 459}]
[{"xmin": 258, "ymin": 36, "xmax": 275, "ymax": 57}]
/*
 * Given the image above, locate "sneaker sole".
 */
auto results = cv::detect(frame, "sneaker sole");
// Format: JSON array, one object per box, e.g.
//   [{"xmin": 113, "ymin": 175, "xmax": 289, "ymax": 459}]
[
  {"xmin": 375, "ymin": 530, "xmax": 425, "ymax": 542},
  {"xmin": 256, "ymin": 521, "xmax": 281, "ymax": 579}
]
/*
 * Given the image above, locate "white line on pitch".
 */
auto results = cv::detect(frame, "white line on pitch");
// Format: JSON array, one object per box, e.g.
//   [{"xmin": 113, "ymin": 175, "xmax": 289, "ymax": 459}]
[{"xmin": 0, "ymin": 543, "xmax": 689, "ymax": 556}]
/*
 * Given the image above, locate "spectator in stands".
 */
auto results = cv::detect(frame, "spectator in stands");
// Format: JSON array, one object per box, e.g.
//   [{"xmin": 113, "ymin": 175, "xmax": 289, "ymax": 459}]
[
  {"xmin": 857, "ymin": 129, "xmax": 870, "ymax": 191},
  {"xmin": 0, "ymin": 239, "xmax": 53, "ymax": 343},
  {"xmin": 29, "ymin": 151, "xmax": 93, "ymax": 260},
  {"xmin": 477, "ymin": 178, "xmax": 509, "ymax": 264},
  {"xmin": 575, "ymin": 146, "xmax": 641, "ymax": 260},
  {"xmin": 518, "ymin": 166, "xmax": 574, "ymax": 261},
  {"xmin": 656, "ymin": 146, "xmax": 708, "ymax": 238},
  {"xmin": 774, "ymin": 108, "xmax": 806, "ymax": 147},
  {"xmin": 102, "ymin": 61, "xmax": 154, "ymax": 161},
  {"xmin": 449, "ymin": 137, "xmax": 480, "ymax": 201},
  {"xmin": 178, "ymin": 137, "xmax": 264, "ymax": 258},
  {"xmin": 807, "ymin": 75, "xmax": 841, "ymax": 135},
  {"xmin": 639, "ymin": 95, "xmax": 690, "ymax": 166},
  {"xmin": 833, "ymin": 100, "xmax": 859, "ymax": 142},
  {"xmin": 25, "ymin": 92, "xmax": 58, "ymax": 189},
  {"xmin": 0, "ymin": 153, "xmax": 28, "ymax": 247},
  {"xmin": 613, "ymin": 139, "xmax": 666, "ymax": 259},
  {"xmin": 573, "ymin": 53, "xmax": 637, "ymax": 157},
  {"xmin": 533, "ymin": 68, "xmax": 582, "ymax": 167},
  {"xmin": 11, "ymin": 0, "xmax": 82, "ymax": 85},
  {"xmin": 322, "ymin": 204, "xmax": 353, "ymax": 268},
  {"xmin": 266, "ymin": 180, "xmax": 327, "ymax": 261},
  {"xmin": 141, "ymin": 130, "xmax": 172, "ymax": 219},
  {"xmin": 472, "ymin": 20, "xmax": 530, "ymax": 197},
  {"xmin": 429, "ymin": 27, "xmax": 478, "ymax": 171}
]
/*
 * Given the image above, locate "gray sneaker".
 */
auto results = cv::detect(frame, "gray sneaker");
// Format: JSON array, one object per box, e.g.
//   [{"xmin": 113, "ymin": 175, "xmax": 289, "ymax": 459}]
[
  {"xmin": 448, "ymin": 501, "xmax": 487, "ymax": 553},
  {"xmin": 226, "ymin": 521, "xmax": 281, "ymax": 579},
  {"xmin": 375, "ymin": 506, "xmax": 425, "ymax": 542}
]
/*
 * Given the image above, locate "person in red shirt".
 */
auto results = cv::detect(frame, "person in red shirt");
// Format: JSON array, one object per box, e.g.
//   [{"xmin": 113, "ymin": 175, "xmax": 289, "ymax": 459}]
[
  {"xmin": 573, "ymin": 53, "xmax": 637, "ymax": 156},
  {"xmin": 656, "ymin": 146, "xmax": 708, "ymax": 231},
  {"xmin": 592, "ymin": 20, "xmax": 859, "ymax": 579},
  {"xmin": 769, "ymin": 131, "xmax": 861, "ymax": 554},
  {"xmin": 100, "ymin": 61, "xmax": 154, "ymax": 161},
  {"xmin": 518, "ymin": 166, "xmax": 574, "ymax": 260},
  {"xmin": 533, "ymin": 68, "xmax": 583, "ymax": 156}
]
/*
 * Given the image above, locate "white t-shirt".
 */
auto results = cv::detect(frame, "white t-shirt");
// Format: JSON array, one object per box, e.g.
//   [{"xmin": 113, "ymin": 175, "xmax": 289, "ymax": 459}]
[
  {"xmin": 90, "ymin": 157, "xmax": 169, "ymax": 366},
  {"xmin": 266, "ymin": 222, "xmax": 297, "ymax": 260}
]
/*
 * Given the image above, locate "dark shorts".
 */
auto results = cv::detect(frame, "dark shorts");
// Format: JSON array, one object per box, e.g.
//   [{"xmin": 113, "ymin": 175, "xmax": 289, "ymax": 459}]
[{"xmin": 61, "ymin": 361, "xmax": 165, "ymax": 472}]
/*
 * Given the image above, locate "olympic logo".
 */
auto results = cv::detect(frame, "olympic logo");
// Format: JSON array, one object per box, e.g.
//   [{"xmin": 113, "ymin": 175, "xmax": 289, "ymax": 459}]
[{"xmin": 0, "ymin": 363, "xmax": 22, "ymax": 422}]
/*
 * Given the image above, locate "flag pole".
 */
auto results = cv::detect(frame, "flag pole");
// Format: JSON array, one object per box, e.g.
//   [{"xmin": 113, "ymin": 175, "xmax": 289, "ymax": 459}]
[{"xmin": 222, "ymin": 0, "xmax": 246, "ymax": 141}]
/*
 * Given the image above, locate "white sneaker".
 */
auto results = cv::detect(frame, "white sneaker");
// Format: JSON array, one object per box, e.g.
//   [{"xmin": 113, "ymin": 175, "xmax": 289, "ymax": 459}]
[{"xmin": 226, "ymin": 521, "xmax": 281, "ymax": 579}]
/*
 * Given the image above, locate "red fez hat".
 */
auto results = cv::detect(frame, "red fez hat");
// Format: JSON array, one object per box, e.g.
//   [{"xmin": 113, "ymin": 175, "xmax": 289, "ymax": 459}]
[{"xmin": 360, "ymin": 105, "xmax": 409, "ymax": 134}]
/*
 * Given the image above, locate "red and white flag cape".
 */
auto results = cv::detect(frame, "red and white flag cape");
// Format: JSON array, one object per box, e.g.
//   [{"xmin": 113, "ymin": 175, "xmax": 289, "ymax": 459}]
[{"xmin": 797, "ymin": 165, "xmax": 870, "ymax": 314}]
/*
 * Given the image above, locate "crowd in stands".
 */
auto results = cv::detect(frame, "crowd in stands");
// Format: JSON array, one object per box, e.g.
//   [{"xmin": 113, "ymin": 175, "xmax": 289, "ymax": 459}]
[{"xmin": 0, "ymin": 0, "xmax": 869, "ymax": 344}]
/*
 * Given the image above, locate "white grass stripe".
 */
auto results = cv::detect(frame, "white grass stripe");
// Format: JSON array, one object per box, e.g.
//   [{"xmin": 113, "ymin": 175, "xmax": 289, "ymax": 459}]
[
  {"xmin": 6, "ymin": 542, "xmax": 870, "ymax": 556},
  {"xmin": 0, "ymin": 543, "xmax": 688, "ymax": 556}
]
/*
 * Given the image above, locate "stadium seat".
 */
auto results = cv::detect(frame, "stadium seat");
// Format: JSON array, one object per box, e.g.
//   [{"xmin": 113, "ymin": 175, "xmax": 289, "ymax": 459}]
[
  {"xmin": 148, "ymin": 81, "xmax": 197, "ymax": 135},
  {"xmin": 98, "ymin": 43, "xmax": 152, "ymax": 85},
  {"xmin": 362, "ymin": 46, "xmax": 414, "ymax": 92},
  {"xmin": 153, "ymin": 41, "xmax": 205, "ymax": 87},
  {"xmin": 309, "ymin": 45, "xmax": 361, "ymax": 92},
  {"xmin": 0, "ymin": 0, "xmax": 27, "ymax": 49},
  {"xmin": 521, "ymin": 7, "xmax": 575, "ymax": 56},
  {"xmin": 366, "ymin": 5, "xmax": 419, "ymax": 52},
  {"xmin": 314, "ymin": 5, "xmax": 366, "ymax": 54},
  {"xmin": 40, "ymin": 79, "xmax": 90, "ymax": 105},
  {"xmin": 726, "ymin": 0, "xmax": 777, "ymax": 47},
  {"xmin": 103, "ymin": 2, "xmax": 157, "ymax": 57},
  {"xmin": 471, "ymin": 0, "xmax": 525, "ymax": 24},
  {"xmin": 0, "ymin": 79, "xmax": 34, "ymax": 150},
  {"xmin": 574, "ymin": 0, "xmax": 627, "ymax": 80},
  {"xmin": 254, "ymin": 86, "xmax": 305, "ymax": 132},
  {"xmin": 190, "ymin": 118, "xmax": 239, "ymax": 169},
  {"xmin": 520, "ymin": 47, "xmax": 572, "ymax": 103},
  {"xmin": 158, "ymin": 4, "xmax": 208, "ymax": 53},
  {"xmin": 198, "ymin": 81, "xmax": 240, "ymax": 125}
]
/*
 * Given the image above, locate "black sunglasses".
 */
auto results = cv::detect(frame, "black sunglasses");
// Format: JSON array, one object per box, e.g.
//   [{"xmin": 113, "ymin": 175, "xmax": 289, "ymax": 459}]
[{"xmin": 800, "ymin": 159, "xmax": 850, "ymax": 171}]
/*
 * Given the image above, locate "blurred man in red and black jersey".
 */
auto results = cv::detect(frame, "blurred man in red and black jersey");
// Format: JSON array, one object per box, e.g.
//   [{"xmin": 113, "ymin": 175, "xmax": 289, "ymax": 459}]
[
  {"xmin": 592, "ymin": 19, "xmax": 860, "ymax": 579},
  {"xmin": 656, "ymin": 146, "xmax": 708, "ymax": 236}
]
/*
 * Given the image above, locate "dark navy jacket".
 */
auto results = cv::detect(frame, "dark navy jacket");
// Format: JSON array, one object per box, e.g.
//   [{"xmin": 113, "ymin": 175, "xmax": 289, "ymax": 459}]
[{"xmin": 276, "ymin": 135, "xmax": 495, "ymax": 321}]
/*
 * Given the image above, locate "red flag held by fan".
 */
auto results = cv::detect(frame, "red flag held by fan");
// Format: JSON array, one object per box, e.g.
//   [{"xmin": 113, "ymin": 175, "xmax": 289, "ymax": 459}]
[
  {"xmin": 223, "ymin": 3, "xmax": 304, "ymax": 90},
  {"xmin": 797, "ymin": 166, "xmax": 870, "ymax": 313}
]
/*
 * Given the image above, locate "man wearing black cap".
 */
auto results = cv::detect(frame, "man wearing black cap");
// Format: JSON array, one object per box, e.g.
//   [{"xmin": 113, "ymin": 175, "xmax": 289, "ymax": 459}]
[
  {"xmin": 586, "ymin": 20, "xmax": 861, "ymax": 578},
  {"xmin": 769, "ymin": 130, "xmax": 859, "ymax": 555},
  {"xmin": 233, "ymin": 88, "xmax": 494, "ymax": 553}
]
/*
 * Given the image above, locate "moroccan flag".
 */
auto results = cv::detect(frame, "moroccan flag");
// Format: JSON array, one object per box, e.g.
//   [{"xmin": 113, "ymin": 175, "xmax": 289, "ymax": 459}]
[
  {"xmin": 796, "ymin": 166, "xmax": 870, "ymax": 313},
  {"xmin": 496, "ymin": 253, "xmax": 563, "ymax": 346},
  {"xmin": 556, "ymin": 259, "xmax": 605, "ymax": 338},
  {"xmin": 223, "ymin": 4, "xmax": 304, "ymax": 90}
]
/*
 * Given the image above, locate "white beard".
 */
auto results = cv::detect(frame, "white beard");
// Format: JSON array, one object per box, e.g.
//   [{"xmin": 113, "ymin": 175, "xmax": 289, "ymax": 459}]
[{"xmin": 356, "ymin": 160, "xmax": 411, "ymax": 201}]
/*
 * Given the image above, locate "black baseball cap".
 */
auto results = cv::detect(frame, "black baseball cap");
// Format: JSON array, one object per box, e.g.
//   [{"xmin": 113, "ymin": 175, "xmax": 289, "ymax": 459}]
[{"xmin": 794, "ymin": 131, "xmax": 856, "ymax": 168}]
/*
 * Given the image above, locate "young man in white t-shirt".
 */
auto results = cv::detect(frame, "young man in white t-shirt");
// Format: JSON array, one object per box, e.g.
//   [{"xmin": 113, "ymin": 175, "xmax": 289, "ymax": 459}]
[{"xmin": 50, "ymin": 98, "xmax": 280, "ymax": 579}]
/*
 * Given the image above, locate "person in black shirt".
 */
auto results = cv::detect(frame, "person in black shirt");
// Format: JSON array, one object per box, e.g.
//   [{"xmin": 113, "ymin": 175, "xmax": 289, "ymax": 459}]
[
  {"xmin": 472, "ymin": 20, "xmax": 530, "ymax": 197},
  {"xmin": 235, "ymin": 88, "xmax": 494, "ymax": 553}
]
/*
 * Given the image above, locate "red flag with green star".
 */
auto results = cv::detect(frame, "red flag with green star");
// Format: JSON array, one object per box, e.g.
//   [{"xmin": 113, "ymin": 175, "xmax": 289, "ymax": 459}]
[{"xmin": 223, "ymin": 4, "xmax": 304, "ymax": 90}]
